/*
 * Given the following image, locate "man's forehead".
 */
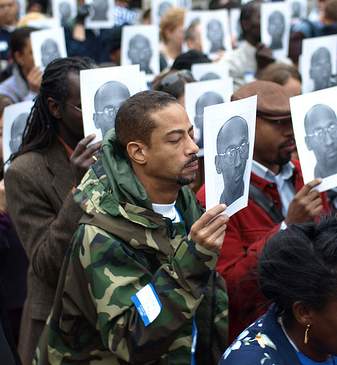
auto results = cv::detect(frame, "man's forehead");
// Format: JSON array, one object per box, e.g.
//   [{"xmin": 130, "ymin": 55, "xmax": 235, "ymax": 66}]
[
  {"xmin": 150, "ymin": 103, "xmax": 191, "ymax": 132},
  {"xmin": 308, "ymin": 107, "xmax": 337, "ymax": 128}
]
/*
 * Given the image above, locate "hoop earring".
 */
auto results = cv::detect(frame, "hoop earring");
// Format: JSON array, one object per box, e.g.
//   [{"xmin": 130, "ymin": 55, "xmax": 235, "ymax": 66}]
[{"xmin": 304, "ymin": 324, "xmax": 311, "ymax": 344}]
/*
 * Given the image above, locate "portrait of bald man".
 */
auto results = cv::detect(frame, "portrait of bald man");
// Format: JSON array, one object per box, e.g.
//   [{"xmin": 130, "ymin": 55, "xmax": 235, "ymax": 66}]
[
  {"xmin": 90, "ymin": 0, "xmax": 108, "ymax": 21},
  {"xmin": 309, "ymin": 47, "xmax": 336, "ymax": 91},
  {"xmin": 206, "ymin": 19, "xmax": 225, "ymax": 53},
  {"xmin": 59, "ymin": 1, "xmax": 72, "ymax": 26},
  {"xmin": 127, "ymin": 34, "xmax": 153, "ymax": 74},
  {"xmin": 93, "ymin": 80, "xmax": 130, "ymax": 136},
  {"xmin": 200, "ymin": 72, "xmax": 221, "ymax": 81},
  {"xmin": 9, "ymin": 112, "xmax": 29, "ymax": 153},
  {"xmin": 305, "ymin": 104, "xmax": 337, "ymax": 179},
  {"xmin": 194, "ymin": 91, "xmax": 224, "ymax": 149},
  {"xmin": 158, "ymin": 1, "xmax": 172, "ymax": 17},
  {"xmin": 267, "ymin": 10, "xmax": 285, "ymax": 50},
  {"xmin": 41, "ymin": 39, "xmax": 61, "ymax": 67},
  {"xmin": 215, "ymin": 116, "xmax": 249, "ymax": 206}
]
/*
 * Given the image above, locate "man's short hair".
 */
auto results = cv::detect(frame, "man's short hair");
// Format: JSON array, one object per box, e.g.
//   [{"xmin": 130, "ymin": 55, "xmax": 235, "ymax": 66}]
[
  {"xmin": 115, "ymin": 91, "xmax": 178, "ymax": 149},
  {"xmin": 10, "ymin": 27, "xmax": 36, "ymax": 57}
]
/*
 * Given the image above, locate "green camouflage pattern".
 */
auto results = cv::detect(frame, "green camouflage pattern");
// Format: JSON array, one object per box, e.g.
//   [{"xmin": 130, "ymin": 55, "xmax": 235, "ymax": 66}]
[{"xmin": 34, "ymin": 130, "xmax": 228, "ymax": 364}]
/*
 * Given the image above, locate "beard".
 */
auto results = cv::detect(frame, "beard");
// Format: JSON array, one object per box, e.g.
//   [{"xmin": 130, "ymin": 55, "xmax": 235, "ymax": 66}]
[{"xmin": 177, "ymin": 154, "xmax": 198, "ymax": 186}]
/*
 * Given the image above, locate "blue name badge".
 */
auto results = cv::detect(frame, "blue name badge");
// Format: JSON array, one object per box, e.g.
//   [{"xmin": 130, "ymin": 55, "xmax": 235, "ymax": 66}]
[{"xmin": 131, "ymin": 283, "xmax": 162, "ymax": 327}]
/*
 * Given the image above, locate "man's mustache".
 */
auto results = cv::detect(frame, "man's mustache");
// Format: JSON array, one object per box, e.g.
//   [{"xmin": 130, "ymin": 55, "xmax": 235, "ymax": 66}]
[{"xmin": 184, "ymin": 154, "xmax": 198, "ymax": 168}]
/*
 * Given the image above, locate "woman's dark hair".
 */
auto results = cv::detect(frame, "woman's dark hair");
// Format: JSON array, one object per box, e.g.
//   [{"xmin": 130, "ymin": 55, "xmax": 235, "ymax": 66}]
[
  {"xmin": 152, "ymin": 69, "xmax": 195, "ymax": 100},
  {"xmin": 259, "ymin": 216, "xmax": 337, "ymax": 319},
  {"xmin": 10, "ymin": 27, "xmax": 36, "ymax": 60},
  {"xmin": 258, "ymin": 63, "xmax": 302, "ymax": 84},
  {"xmin": 11, "ymin": 57, "xmax": 94, "ymax": 160}
]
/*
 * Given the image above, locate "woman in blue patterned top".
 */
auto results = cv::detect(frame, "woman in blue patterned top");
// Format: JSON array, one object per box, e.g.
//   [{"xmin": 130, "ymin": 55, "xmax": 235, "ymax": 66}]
[{"xmin": 219, "ymin": 217, "xmax": 337, "ymax": 365}]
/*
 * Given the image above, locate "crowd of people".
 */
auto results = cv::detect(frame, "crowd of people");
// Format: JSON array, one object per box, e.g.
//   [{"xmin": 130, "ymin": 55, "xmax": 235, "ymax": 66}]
[{"xmin": 0, "ymin": 0, "xmax": 337, "ymax": 364}]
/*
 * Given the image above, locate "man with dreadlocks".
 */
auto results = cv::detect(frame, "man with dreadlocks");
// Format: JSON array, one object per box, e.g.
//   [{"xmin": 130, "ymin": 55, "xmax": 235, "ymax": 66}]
[{"xmin": 4, "ymin": 57, "xmax": 100, "ymax": 365}]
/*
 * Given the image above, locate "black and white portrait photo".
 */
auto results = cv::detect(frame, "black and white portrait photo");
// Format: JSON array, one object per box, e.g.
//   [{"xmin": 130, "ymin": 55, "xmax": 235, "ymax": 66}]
[
  {"xmin": 52, "ymin": 0, "xmax": 77, "ymax": 27},
  {"xmin": 215, "ymin": 116, "xmax": 249, "ymax": 205},
  {"xmin": 185, "ymin": 79, "xmax": 232, "ymax": 153},
  {"xmin": 203, "ymin": 95, "xmax": 257, "ymax": 216},
  {"xmin": 199, "ymin": 10, "xmax": 232, "ymax": 56},
  {"xmin": 267, "ymin": 11, "xmax": 285, "ymax": 50},
  {"xmin": 2, "ymin": 101, "xmax": 34, "ymax": 169},
  {"xmin": 80, "ymin": 65, "xmax": 143, "ymax": 142},
  {"xmin": 304, "ymin": 104, "xmax": 337, "ymax": 179},
  {"xmin": 41, "ymin": 39, "xmax": 61, "ymax": 67},
  {"xmin": 191, "ymin": 62, "xmax": 232, "ymax": 85},
  {"xmin": 289, "ymin": 0, "xmax": 307, "ymax": 20},
  {"xmin": 301, "ymin": 35, "xmax": 337, "ymax": 93},
  {"xmin": 290, "ymin": 86, "xmax": 337, "ymax": 192},
  {"xmin": 151, "ymin": 0, "xmax": 177, "ymax": 25},
  {"xmin": 93, "ymin": 80, "xmax": 130, "ymax": 136},
  {"xmin": 122, "ymin": 25, "xmax": 160, "ymax": 78},
  {"xmin": 207, "ymin": 19, "xmax": 225, "ymax": 53},
  {"xmin": 261, "ymin": 2, "xmax": 290, "ymax": 58},
  {"xmin": 85, "ymin": 0, "xmax": 114, "ymax": 29},
  {"xmin": 31, "ymin": 27, "xmax": 67, "ymax": 68},
  {"xmin": 9, "ymin": 112, "xmax": 29, "ymax": 154}
]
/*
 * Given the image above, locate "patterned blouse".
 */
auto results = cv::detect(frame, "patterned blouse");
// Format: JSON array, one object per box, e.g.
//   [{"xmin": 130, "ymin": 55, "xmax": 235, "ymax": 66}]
[{"xmin": 219, "ymin": 305, "xmax": 337, "ymax": 365}]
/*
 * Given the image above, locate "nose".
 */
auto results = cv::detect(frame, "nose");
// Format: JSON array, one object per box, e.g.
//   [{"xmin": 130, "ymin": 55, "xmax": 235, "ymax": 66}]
[
  {"xmin": 186, "ymin": 133, "xmax": 199, "ymax": 155},
  {"xmin": 324, "ymin": 131, "xmax": 333, "ymax": 146}
]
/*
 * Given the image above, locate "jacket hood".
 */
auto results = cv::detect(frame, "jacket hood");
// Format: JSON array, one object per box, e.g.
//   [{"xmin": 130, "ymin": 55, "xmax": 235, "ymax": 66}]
[{"xmin": 74, "ymin": 129, "xmax": 155, "ymax": 221}]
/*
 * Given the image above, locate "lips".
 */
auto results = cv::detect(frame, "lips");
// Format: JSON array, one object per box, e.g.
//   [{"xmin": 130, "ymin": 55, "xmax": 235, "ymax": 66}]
[{"xmin": 183, "ymin": 156, "xmax": 199, "ymax": 171}]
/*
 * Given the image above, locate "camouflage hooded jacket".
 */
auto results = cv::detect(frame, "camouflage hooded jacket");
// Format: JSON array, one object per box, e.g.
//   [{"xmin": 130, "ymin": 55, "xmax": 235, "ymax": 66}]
[{"xmin": 35, "ymin": 131, "xmax": 228, "ymax": 365}]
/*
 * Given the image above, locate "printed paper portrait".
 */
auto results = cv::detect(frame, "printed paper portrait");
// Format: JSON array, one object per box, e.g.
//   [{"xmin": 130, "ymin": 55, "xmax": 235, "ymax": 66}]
[
  {"xmin": 261, "ymin": 2, "xmax": 290, "ymax": 59},
  {"xmin": 203, "ymin": 95, "xmax": 257, "ymax": 216},
  {"xmin": 290, "ymin": 86, "xmax": 337, "ymax": 192},
  {"xmin": 185, "ymin": 79, "xmax": 233, "ymax": 154},
  {"xmin": 2, "ymin": 101, "xmax": 34, "ymax": 169},
  {"xmin": 288, "ymin": 0, "xmax": 307, "ymax": 20},
  {"xmin": 200, "ymin": 10, "xmax": 232, "ymax": 56},
  {"xmin": 300, "ymin": 35, "xmax": 337, "ymax": 93},
  {"xmin": 80, "ymin": 65, "xmax": 143, "ymax": 143},
  {"xmin": 31, "ymin": 27, "xmax": 67, "ymax": 68},
  {"xmin": 151, "ymin": 0, "xmax": 178, "ymax": 25},
  {"xmin": 52, "ymin": 0, "xmax": 77, "ymax": 27},
  {"xmin": 121, "ymin": 25, "xmax": 160, "ymax": 78},
  {"xmin": 85, "ymin": 0, "xmax": 114, "ymax": 29},
  {"xmin": 191, "ymin": 62, "xmax": 232, "ymax": 85}
]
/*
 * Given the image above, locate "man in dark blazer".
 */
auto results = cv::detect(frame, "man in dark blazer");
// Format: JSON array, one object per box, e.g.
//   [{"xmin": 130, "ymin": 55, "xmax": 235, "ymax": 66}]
[{"xmin": 4, "ymin": 57, "xmax": 100, "ymax": 365}]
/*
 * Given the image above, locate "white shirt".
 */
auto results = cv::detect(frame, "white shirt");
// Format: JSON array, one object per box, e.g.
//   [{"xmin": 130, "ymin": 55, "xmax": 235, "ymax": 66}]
[
  {"xmin": 152, "ymin": 202, "xmax": 181, "ymax": 223},
  {"xmin": 252, "ymin": 160, "xmax": 296, "ymax": 218}
]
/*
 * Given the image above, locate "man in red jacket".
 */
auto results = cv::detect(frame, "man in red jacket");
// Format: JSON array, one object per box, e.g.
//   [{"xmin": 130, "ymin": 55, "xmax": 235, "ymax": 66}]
[{"xmin": 197, "ymin": 80, "xmax": 328, "ymax": 342}]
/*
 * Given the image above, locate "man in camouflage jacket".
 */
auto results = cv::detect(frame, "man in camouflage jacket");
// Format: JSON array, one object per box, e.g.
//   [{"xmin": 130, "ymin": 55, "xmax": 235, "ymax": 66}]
[{"xmin": 34, "ymin": 91, "xmax": 229, "ymax": 365}]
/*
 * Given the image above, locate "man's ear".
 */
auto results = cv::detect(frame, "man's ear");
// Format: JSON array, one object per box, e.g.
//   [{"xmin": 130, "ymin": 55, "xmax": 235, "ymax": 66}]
[
  {"xmin": 305, "ymin": 136, "xmax": 312, "ymax": 151},
  {"xmin": 47, "ymin": 97, "xmax": 61, "ymax": 119},
  {"xmin": 215, "ymin": 155, "xmax": 221, "ymax": 174},
  {"xmin": 127, "ymin": 141, "xmax": 147, "ymax": 165},
  {"xmin": 14, "ymin": 50, "xmax": 24, "ymax": 67}
]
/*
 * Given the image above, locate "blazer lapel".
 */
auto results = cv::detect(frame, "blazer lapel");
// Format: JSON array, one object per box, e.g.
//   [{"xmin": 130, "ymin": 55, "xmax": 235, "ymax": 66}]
[{"xmin": 44, "ymin": 139, "xmax": 73, "ymax": 203}]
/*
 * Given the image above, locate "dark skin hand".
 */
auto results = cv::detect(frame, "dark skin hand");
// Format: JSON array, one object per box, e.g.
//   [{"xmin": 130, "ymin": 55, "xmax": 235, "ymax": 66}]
[
  {"xmin": 190, "ymin": 204, "xmax": 229, "ymax": 252},
  {"xmin": 285, "ymin": 179, "xmax": 323, "ymax": 225},
  {"xmin": 70, "ymin": 134, "xmax": 101, "ymax": 186}
]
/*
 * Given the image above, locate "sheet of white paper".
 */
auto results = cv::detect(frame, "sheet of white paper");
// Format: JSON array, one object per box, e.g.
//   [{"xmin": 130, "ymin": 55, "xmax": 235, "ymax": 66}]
[
  {"xmin": 204, "ymin": 95, "xmax": 257, "ymax": 216},
  {"xmin": 121, "ymin": 25, "xmax": 160, "ymax": 77},
  {"xmin": 261, "ymin": 2, "xmax": 291, "ymax": 59},
  {"xmin": 191, "ymin": 62, "xmax": 231, "ymax": 84},
  {"xmin": 151, "ymin": 0, "xmax": 178, "ymax": 25},
  {"xmin": 185, "ymin": 79, "xmax": 233, "ymax": 156},
  {"xmin": 288, "ymin": 0, "xmax": 307, "ymax": 20},
  {"xmin": 80, "ymin": 65, "xmax": 142, "ymax": 143},
  {"xmin": 300, "ymin": 35, "xmax": 337, "ymax": 93},
  {"xmin": 84, "ymin": 0, "xmax": 114, "ymax": 29},
  {"xmin": 31, "ymin": 27, "xmax": 67, "ymax": 69},
  {"xmin": 229, "ymin": 8, "xmax": 242, "ymax": 45},
  {"xmin": 52, "ymin": 0, "xmax": 77, "ymax": 26},
  {"xmin": 3, "ymin": 101, "xmax": 34, "ymax": 170},
  {"xmin": 199, "ymin": 10, "xmax": 232, "ymax": 56},
  {"xmin": 290, "ymin": 86, "xmax": 337, "ymax": 192}
]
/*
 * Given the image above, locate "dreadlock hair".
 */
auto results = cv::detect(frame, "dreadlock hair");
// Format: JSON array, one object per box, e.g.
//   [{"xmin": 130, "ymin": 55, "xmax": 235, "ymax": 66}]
[{"xmin": 10, "ymin": 57, "xmax": 94, "ymax": 161}]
